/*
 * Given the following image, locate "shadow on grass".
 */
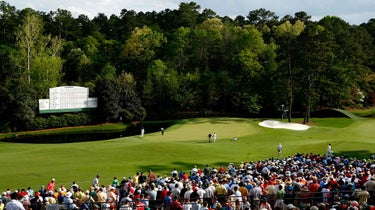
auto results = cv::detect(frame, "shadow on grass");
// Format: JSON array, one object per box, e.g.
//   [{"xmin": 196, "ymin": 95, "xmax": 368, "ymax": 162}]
[
  {"xmin": 136, "ymin": 150, "xmax": 375, "ymax": 176},
  {"xmin": 178, "ymin": 117, "xmax": 255, "ymax": 125},
  {"xmin": 138, "ymin": 160, "xmax": 247, "ymax": 176},
  {"xmin": 335, "ymin": 150, "xmax": 375, "ymax": 159}
]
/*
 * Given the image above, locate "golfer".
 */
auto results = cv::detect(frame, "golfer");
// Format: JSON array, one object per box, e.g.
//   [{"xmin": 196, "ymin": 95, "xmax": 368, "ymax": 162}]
[
  {"xmin": 277, "ymin": 143, "xmax": 282, "ymax": 157},
  {"xmin": 326, "ymin": 144, "xmax": 333, "ymax": 157}
]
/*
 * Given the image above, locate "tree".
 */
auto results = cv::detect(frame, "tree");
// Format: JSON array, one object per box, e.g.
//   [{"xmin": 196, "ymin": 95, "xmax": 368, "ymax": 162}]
[
  {"xmin": 122, "ymin": 26, "xmax": 166, "ymax": 61},
  {"xmin": 142, "ymin": 59, "xmax": 179, "ymax": 116},
  {"xmin": 118, "ymin": 9, "xmax": 140, "ymax": 39},
  {"xmin": 295, "ymin": 23, "xmax": 335, "ymax": 123},
  {"xmin": 96, "ymin": 63, "xmax": 116, "ymax": 80},
  {"xmin": 15, "ymin": 9, "xmax": 43, "ymax": 84},
  {"xmin": 44, "ymin": 9, "xmax": 79, "ymax": 40},
  {"xmin": 191, "ymin": 18, "xmax": 224, "ymax": 71},
  {"xmin": 275, "ymin": 20, "xmax": 305, "ymax": 121},
  {"xmin": 234, "ymin": 15, "xmax": 247, "ymax": 26},
  {"xmin": 231, "ymin": 25, "xmax": 269, "ymax": 114},
  {"xmin": 118, "ymin": 72, "xmax": 146, "ymax": 121},
  {"xmin": 15, "ymin": 10, "xmax": 65, "ymax": 98},
  {"xmin": 247, "ymin": 8, "xmax": 279, "ymax": 28},
  {"xmin": 318, "ymin": 16, "xmax": 375, "ymax": 108},
  {"xmin": 121, "ymin": 25, "xmax": 166, "ymax": 83},
  {"xmin": 0, "ymin": 1, "xmax": 19, "ymax": 44},
  {"xmin": 95, "ymin": 73, "xmax": 145, "ymax": 122},
  {"xmin": 200, "ymin": 8, "xmax": 217, "ymax": 21},
  {"xmin": 1, "ymin": 80, "xmax": 37, "ymax": 131},
  {"xmin": 63, "ymin": 47, "xmax": 91, "ymax": 84},
  {"xmin": 92, "ymin": 13, "xmax": 110, "ymax": 36},
  {"xmin": 166, "ymin": 26, "xmax": 191, "ymax": 72},
  {"xmin": 77, "ymin": 14, "xmax": 98, "ymax": 37},
  {"xmin": 176, "ymin": 2, "xmax": 201, "ymax": 27},
  {"xmin": 294, "ymin": 11, "xmax": 311, "ymax": 23}
]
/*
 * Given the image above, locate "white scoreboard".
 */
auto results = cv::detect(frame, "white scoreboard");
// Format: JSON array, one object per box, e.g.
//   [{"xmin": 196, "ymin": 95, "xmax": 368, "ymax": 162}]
[{"xmin": 39, "ymin": 86, "xmax": 97, "ymax": 113}]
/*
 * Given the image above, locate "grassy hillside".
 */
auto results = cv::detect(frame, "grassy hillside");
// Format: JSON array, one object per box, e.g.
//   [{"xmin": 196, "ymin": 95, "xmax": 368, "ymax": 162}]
[{"xmin": 0, "ymin": 117, "xmax": 374, "ymax": 191}]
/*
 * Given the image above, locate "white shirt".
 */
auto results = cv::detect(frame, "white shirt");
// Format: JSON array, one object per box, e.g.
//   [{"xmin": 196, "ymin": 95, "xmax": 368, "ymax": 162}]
[
  {"xmin": 234, "ymin": 190, "xmax": 242, "ymax": 201},
  {"xmin": 277, "ymin": 144, "xmax": 282, "ymax": 151},
  {"xmin": 6, "ymin": 199, "xmax": 26, "ymax": 210},
  {"xmin": 92, "ymin": 178, "xmax": 99, "ymax": 187}
]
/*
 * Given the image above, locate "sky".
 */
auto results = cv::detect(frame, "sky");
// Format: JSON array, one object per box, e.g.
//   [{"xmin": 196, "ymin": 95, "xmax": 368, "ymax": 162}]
[{"xmin": 7, "ymin": 0, "xmax": 375, "ymax": 25}]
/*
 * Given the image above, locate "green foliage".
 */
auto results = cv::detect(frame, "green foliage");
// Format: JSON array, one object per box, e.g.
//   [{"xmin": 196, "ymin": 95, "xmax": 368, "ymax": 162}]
[
  {"xmin": 142, "ymin": 60, "xmax": 180, "ymax": 116},
  {"xmin": 275, "ymin": 20, "xmax": 305, "ymax": 37},
  {"xmin": 97, "ymin": 63, "xmax": 116, "ymax": 80},
  {"xmin": 7, "ymin": 83, "xmax": 37, "ymax": 131},
  {"xmin": 122, "ymin": 25, "xmax": 166, "ymax": 62},
  {"xmin": 28, "ymin": 113, "xmax": 93, "ymax": 130},
  {"xmin": 95, "ymin": 73, "xmax": 146, "ymax": 123},
  {"xmin": 0, "ymin": 1, "xmax": 375, "ymax": 131}
]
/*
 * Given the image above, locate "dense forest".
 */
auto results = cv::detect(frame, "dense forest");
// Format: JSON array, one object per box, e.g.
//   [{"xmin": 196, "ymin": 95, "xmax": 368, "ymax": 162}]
[{"xmin": 0, "ymin": 1, "xmax": 374, "ymax": 132}]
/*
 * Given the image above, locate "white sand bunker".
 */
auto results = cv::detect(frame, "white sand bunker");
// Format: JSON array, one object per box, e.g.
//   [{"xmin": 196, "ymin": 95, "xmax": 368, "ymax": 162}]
[{"xmin": 259, "ymin": 120, "xmax": 310, "ymax": 131}]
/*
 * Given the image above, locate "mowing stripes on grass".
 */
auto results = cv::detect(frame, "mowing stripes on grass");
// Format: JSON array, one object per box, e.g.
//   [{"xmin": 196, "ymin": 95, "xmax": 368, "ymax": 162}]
[{"xmin": 0, "ymin": 117, "xmax": 374, "ymax": 191}]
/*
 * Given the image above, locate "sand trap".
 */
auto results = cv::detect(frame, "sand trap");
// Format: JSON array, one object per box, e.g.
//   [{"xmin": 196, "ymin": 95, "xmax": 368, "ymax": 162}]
[{"xmin": 259, "ymin": 120, "xmax": 310, "ymax": 131}]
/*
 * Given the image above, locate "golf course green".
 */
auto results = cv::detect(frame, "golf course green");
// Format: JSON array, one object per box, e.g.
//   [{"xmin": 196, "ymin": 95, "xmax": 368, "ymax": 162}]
[{"xmin": 0, "ymin": 117, "xmax": 374, "ymax": 192}]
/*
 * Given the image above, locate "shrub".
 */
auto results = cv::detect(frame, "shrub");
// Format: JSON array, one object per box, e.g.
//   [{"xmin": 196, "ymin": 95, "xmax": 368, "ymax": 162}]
[{"xmin": 27, "ymin": 113, "xmax": 94, "ymax": 130}]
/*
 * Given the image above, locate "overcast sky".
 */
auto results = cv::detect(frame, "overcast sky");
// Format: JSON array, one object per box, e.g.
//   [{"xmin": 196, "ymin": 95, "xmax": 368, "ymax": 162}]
[{"xmin": 7, "ymin": 0, "xmax": 375, "ymax": 25}]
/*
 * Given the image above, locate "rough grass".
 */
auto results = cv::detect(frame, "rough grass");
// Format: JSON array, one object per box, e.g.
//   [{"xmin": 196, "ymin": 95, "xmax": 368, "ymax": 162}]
[{"xmin": 0, "ymin": 117, "xmax": 374, "ymax": 192}]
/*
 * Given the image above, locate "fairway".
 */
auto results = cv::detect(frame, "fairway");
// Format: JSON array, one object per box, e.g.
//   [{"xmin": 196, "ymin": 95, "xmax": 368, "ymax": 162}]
[{"xmin": 0, "ymin": 117, "xmax": 374, "ymax": 191}]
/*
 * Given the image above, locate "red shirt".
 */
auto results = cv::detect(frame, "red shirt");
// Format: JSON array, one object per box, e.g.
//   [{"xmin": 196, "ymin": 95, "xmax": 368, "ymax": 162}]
[
  {"xmin": 182, "ymin": 173, "xmax": 188, "ymax": 181},
  {"xmin": 135, "ymin": 202, "xmax": 145, "ymax": 210},
  {"xmin": 160, "ymin": 189, "xmax": 169, "ymax": 200},
  {"xmin": 308, "ymin": 182, "xmax": 320, "ymax": 193},
  {"xmin": 47, "ymin": 181, "xmax": 55, "ymax": 191}
]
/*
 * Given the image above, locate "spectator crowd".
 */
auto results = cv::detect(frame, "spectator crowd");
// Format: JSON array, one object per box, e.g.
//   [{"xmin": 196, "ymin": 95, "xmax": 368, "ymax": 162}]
[{"xmin": 1, "ymin": 153, "xmax": 375, "ymax": 210}]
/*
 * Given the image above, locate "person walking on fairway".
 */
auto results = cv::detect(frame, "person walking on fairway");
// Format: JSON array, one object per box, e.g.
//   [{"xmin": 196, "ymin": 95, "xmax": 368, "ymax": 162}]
[
  {"xmin": 213, "ymin": 132, "xmax": 216, "ymax": 143},
  {"xmin": 277, "ymin": 143, "xmax": 282, "ymax": 157},
  {"xmin": 326, "ymin": 144, "xmax": 333, "ymax": 157},
  {"xmin": 141, "ymin": 127, "xmax": 145, "ymax": 138},
  {"xmin": 208, "ymin": 133, "xmax": 212, "ymax": 143}
]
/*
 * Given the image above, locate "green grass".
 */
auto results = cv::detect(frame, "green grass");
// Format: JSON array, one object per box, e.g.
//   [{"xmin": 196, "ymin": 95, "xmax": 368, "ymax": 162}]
[
  {"xmin": 0, "ymin": 117, "xmax": 374, "ymax": 192},
  {"xmin": 309, "ymin": 117, "xmax": 355, "ymax": 128},
  {"xmin": 347, "ymin": 107, "xmax": 375, "ymax": 117}
]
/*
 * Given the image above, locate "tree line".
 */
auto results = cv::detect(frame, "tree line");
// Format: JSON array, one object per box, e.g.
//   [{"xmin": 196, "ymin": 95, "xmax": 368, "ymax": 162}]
[{"xmin": 0, "ymin": 1, "xmax": 374, "ymax": 132}]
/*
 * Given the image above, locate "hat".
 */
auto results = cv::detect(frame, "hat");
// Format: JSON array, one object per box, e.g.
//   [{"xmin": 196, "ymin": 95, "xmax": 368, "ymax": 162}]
[
  {"xmin": 52, "ymin": 178, "xmax": 55, "ymax": 182},
  {"xmin": 287, "ymin": 204, "xmax": 296, "ymax": 209},
  {"xmin": 35, "ymin": 192, "xmax": 40, "ymax": 197}
]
